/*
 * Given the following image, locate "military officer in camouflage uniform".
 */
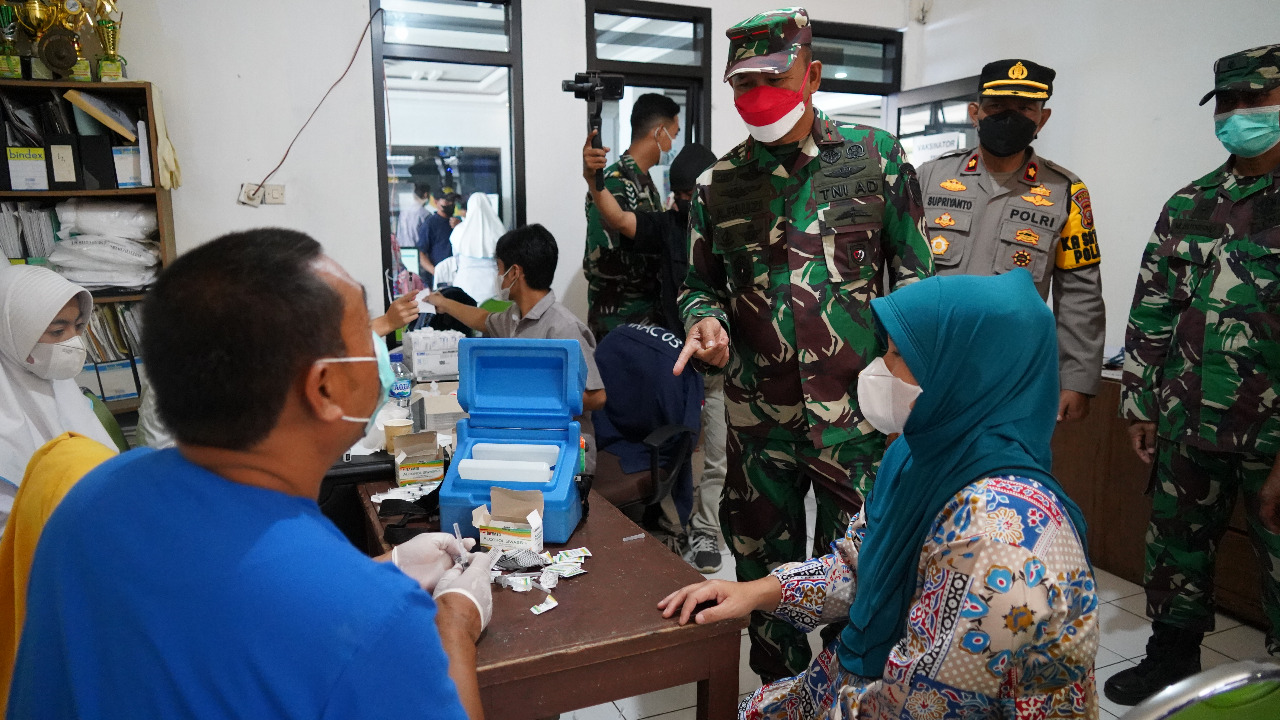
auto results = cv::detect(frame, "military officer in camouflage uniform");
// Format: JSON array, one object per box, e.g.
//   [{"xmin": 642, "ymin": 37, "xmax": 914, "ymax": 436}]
[
  {"xmin": 673, "ymin": 7, "xmax": 932, "ymax": 682},
  {"xmin": 1106, "ymin": 44, "xmax": 1280, "ymax": 706},
  {"xmin": 584, "ymin": 93, "xmax": 681, "ymax": 339},
  {"xmin": 918, "ymin": 60, "xmax": 1104, "ymax": 420}
]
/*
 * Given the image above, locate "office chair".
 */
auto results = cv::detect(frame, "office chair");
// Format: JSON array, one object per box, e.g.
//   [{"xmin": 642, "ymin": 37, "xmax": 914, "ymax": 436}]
[
  {"xmin": 591, "ymin": 324, "xmax": 703, "ymax": 523},
  {"xmin": 1120, "ymin": 658, "xmax": 1280, "ymax": 720}
]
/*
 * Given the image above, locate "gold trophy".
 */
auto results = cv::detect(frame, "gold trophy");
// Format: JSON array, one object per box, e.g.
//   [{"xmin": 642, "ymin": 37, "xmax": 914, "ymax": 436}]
[
  {"xmin": 93, "ymin": 16, "xmax": 121, "ymax": 80},
  {"xmin": 57, "ymin": 0, "xmax": 92, "ymax": 80},
  {"xmin": 0, "ymin": 6, "xmax": 20, "ymax": 79},
  {"xmin": 16, "ymin": 0, "xmax": 60, "ymax": 78}
]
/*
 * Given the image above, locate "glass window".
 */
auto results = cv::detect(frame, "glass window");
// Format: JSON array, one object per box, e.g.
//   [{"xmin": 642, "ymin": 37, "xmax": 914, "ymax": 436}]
[
  {"xmin": 813, "ymin": 91, "xmax": 885, "ymax": 130},
  {"xmin": 383, "ymin": 60, "xmax": 515, "ymax": 241},
  {"xmin": 382, "ymin": 0, "xmax": 509, "ymax": 52},
  {"xmin": 812, "ymin": 35, "xmax": 895, "ymax": 86},
  {"xmin": 593, "ymin": 13, "xmax": 699, "ymax": 66}
]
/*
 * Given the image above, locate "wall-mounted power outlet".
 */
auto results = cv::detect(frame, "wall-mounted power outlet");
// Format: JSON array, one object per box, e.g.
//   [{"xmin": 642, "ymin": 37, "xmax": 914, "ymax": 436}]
[
  {"xmin": 263, "ymin": 184, "xmax": 285, "ymax": 205},
  {"xmin": 238, "ymin": 182, "xmax": 264, "ymax": 207}
]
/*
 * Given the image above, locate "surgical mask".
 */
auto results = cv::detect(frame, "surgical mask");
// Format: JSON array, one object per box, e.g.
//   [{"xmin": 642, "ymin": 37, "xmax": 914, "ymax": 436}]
[
  {"xmin": 977, "ymin": 110, "xmax": 1039, "ymax": 158},
  {"xmin": 734, "ymin": 69, "xmax": 811, "ymax": 143},
  {"xmin": 857, "ymin": 357, "xmax": 922, "ymax": 436},
  {"xmin": 26, "ymin": 335, "xmax": 87, "ymax": 381},
  {"xmin": 493, "ymin": 267, "xmax": 513, "ymax": 302},
  {"xmin": 315, "ymin": 331, "xmax": 394, "ymax": 435},
  {"xmin": 656, "ymin": 125, "xmax": 676, "ymax": 165},
  {"xmin": 1214, "ymin": 105, "xmax": 1280, "ymax": 158}
]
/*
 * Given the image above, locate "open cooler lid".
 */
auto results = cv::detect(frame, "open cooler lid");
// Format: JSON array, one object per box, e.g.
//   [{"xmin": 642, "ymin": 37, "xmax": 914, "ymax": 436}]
[{"xmin": 457, "ymin": 338, "xmax": 586, "ymax": 428}]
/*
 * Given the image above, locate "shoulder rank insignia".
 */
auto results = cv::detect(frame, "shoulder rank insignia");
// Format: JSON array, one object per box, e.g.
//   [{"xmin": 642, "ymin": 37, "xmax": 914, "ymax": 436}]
[
  {"xmin": 930, "ymin": 236, "xmax": 950, "ymax": 255},
  {"xmin": 1021, "ymin": 194, "xmax": 1054, "ymax": 207},
  {"xmin": 964, "ymin": 155, "xmax": 980, "ymax": 173},
  {"xmin": 1011, "ymin": 249, "xmax": 1033, "ymax": 267},
  {"xmin": 1029, "ymin": 185, "xmax": 1051, "ymax": 196},
  {"xmin": 1015, "ymin": 228, "xmax": 1040, "ymax": 245},
  {"xmin": 940, "ymin": 178, "xmax": 967, "ymax": 192},
  {"xmin": 934, "ymin": 212, "xmax": 956, "ymax": 227},
  {"xmin": 1023, "ymin": 162, "xmax": 1038, "ymax": 183}
]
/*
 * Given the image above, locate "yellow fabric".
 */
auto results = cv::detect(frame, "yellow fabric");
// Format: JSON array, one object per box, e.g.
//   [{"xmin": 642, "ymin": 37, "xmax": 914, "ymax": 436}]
[
  {"xmin": 1055, "ymin": 180, "xmax": 1102, "ymax": 270},
  {"xmin": 0, "ymin": 432, "xmax": 114, "ymax": 713}
]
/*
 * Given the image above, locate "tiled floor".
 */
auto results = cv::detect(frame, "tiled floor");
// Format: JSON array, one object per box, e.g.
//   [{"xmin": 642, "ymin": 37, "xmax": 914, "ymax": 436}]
[{"xmin": 563, "ymin": 494, "xmax": 1273, "ymax": 720}]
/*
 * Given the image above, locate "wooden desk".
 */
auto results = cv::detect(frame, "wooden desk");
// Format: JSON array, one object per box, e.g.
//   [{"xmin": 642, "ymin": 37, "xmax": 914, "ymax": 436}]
[{"xmin": 359, "ymin": 482, "xmax": 747, "ymax": 719}]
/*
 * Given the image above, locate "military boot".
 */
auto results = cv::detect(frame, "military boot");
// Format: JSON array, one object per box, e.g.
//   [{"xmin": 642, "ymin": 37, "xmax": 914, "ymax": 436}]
[{"xmin": 1103, "ymin": 622, "xmax": 1204, "ymax": 706}]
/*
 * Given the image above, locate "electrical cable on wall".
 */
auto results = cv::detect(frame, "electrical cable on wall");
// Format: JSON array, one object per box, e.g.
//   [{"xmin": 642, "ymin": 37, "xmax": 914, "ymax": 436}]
[{"xmin": 243, "ymin": 7, "xmax": 384, "ymax": 202}]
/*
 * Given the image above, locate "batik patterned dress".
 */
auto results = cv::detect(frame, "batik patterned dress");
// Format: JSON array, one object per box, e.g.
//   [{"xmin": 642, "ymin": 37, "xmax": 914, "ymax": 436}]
[{"xmin": 741, "ymin": 475, "xmax": 1099, "ymax": 720}]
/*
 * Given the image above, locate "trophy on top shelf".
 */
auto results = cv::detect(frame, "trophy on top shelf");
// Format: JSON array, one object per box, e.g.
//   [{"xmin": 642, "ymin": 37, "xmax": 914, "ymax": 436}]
[
  {"xmin": 14, "ymin": 0, "xmax": 60, "ymax": 78},
  {"xmin": 0, "ymin": 5, "xmax": 20, "ymax": 79},
  {"xmin": 92, "ymin": 4, "xmax": 122, "ymax": 81}
]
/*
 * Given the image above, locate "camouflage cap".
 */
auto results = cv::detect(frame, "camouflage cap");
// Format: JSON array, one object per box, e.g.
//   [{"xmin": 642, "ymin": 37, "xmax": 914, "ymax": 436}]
[
  {"xmin": 1199, "ymin": 43, "xmax": 1280, "ymax": 106},
  {"xmin": 724, "ymin": 7, "xmax": 812, "ymax": 82}
]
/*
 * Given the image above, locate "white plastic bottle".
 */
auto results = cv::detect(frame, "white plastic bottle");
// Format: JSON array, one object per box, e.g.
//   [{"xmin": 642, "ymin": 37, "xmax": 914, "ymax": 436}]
[{"xmin": 389, "ymin": 352, "xmax": 413, "ymax": 408}]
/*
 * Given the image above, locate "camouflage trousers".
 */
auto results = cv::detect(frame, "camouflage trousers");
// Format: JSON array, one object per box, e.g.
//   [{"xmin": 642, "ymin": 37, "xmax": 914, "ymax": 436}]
[
  {"xmin": 1144, "ymin": 440, "xmax": 1280, "ymax": 648},
  {"xmin": 722, "ymin": 430, "xmax": 883, "ymax": 682}
]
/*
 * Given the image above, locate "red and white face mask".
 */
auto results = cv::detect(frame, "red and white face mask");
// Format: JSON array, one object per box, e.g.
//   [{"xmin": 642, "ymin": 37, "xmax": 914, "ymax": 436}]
[{"xmin": 733, "ymin": 64, "xmax": 811, "ymax": 143}]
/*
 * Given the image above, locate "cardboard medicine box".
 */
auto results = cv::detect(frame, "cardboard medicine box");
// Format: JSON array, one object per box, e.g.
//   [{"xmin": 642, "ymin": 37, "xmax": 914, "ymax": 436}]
[
  {"xmin": 472, "ymin": 487, "xmax": 544, "ymax": 553},
  {"xmin": 394, "ymin": 431, "xmax": 446, "ymax": 486}
]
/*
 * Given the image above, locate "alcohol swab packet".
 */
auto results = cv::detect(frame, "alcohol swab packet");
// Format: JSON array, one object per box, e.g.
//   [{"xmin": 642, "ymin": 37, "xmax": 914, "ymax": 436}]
[{"xmin": 531, "ymin": 594, "xmax": 559, "ymax": 615}]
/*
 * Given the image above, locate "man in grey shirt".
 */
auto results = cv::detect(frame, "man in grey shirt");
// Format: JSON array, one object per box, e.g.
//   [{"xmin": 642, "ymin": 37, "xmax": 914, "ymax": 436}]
[{"xmin": 427, "ymin": 224, "xmax": 606, "ymax": 471}]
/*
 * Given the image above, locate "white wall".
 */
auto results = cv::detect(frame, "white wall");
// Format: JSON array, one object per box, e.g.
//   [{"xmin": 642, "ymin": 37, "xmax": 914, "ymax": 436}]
[
  {"xmin": 125, "ymin": 0, "xmax": 386, "ymax": 313},
  {"xmin": 903, "ymin": 0, "xmax": 1279, "ymax": 347}
]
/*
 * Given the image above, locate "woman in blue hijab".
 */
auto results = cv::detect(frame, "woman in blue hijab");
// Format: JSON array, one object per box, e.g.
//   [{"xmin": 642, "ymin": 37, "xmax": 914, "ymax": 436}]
[{"xmin": 659, "ymin": 270, "xmax": 1099, "ymax": 719}]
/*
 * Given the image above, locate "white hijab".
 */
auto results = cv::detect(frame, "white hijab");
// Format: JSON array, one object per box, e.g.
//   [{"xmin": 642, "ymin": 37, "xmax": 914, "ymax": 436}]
[
  {"xmin": 449, "ymin": 193, "xmax": 504, "ymax": 258},
  {"xmin": 0, "ymin": 265, "xmax": 114, "ymax": 487}
]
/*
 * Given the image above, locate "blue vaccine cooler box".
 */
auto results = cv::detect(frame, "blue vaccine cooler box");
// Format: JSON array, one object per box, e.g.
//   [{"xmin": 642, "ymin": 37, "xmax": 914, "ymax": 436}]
[{"xmin": 439, "ymin": 338, "xmax": 586, "ymax": 544}]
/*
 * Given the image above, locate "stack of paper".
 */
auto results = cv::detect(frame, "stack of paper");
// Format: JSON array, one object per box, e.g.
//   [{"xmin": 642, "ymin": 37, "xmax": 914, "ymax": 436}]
[{"xmin": 0, "ymin": 203, "xmax": 20, "ymax": 259}]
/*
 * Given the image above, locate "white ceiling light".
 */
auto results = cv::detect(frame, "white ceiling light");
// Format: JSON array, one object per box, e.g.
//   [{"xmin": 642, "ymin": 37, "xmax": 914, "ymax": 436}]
[{"xmin": 835, "ymin": 72, "xmax": 848, "ymax": 79}]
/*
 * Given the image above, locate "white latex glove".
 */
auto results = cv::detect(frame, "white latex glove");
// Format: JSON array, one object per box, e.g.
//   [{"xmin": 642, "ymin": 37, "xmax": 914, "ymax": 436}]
[
  {"xmin": 391, "ymin": 532, "xmax": 476, "ymax": 593},
  {"xmin": 434, "ymin": 549, "xmax": 499, "ymax": 630},
  {"xmin": 151, "ymin": 89, "xmax": 182, "ymax": 189}
]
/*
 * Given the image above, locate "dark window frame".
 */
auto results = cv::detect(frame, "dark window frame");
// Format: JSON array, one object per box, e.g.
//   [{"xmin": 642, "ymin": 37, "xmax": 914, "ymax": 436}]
[
  {"xmin": 370, "ymin": 0, "xmax": 526, "ymax": 296},
  {"xmin": 884, "ymin": 75, "xmax": 980, "ymax": 139},
  {"xmin": 584, "ymin": 0, "xmax": 713, "ymax": 149},
  {"xmin": 809, "ymin": 20, "xmax": 902, "ymax": 97}
]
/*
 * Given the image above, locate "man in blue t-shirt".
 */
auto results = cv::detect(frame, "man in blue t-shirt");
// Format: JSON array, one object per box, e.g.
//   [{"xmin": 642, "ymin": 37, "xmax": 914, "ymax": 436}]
[{"xmin": 9, "ymin": 229, "xmax": 493, "ymax": 720}]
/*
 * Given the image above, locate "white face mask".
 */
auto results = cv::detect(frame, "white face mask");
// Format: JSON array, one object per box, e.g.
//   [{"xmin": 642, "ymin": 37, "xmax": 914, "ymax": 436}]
[
  {"xmin": 493, "ymin": 266, "xmax": 513, "ymax": 302},
  {"xmin": 857, "ymin": 356, "xmax": 922, "ymax": 435},
  {"xmin": 655, "ymin": 125, "xmax": 676, "ymax": 165},
  {"xmin": 26, "ymin": 335, "xmax": 88, "ymax": 381}
]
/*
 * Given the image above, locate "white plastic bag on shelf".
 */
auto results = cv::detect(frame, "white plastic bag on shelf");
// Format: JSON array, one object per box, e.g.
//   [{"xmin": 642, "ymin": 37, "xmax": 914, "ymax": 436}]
[
  {"xmin": 49, "ymin": 235, "xmax": 159, "ymax": 269},
  {"xmin": 56, "ymin": 265, "xmax": 157, "ymax": 289},
  {"xmin": 56, "ymin": 199, "xmax": 158, "ymax": 240}
]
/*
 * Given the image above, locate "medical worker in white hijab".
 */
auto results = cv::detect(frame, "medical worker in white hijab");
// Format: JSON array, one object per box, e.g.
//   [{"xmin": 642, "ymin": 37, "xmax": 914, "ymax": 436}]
[
  {"xmin": 434, "ymin": 193, "xmax": 504, "ymax": 301},
  {"xmin": 0, "ymin": 265, "xmax": 115, "ymax": 521}
]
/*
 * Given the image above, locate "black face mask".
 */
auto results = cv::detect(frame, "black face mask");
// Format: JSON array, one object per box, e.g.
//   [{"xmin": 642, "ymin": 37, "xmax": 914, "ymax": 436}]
[
  {"xmin": 977, "ymin": 110, "xmax": 1039, "ymax": 158},
  {"xmin": 438, "ymin": 204, "xmax": 454, "ymax": 216},
  {"xmin": 674, "ymin": 197, "xmax": 692, "ymax": 217}
]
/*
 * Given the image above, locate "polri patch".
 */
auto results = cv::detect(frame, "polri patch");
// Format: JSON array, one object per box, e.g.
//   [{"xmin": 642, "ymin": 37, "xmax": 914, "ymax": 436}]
[
  {"xmin": 1015, "ymin": 228, "xmax": 1040, "ymax": 245},
  {"xmin": 964, "ymin": 155, "xmax": 980, "ymax": 173},
  {"xmin": 1072, "ymin": 186, "xmax": 1094, "ymax": 230},
  {"xmin": 930, "ymin": 236, "xmax": 951, "ymax": 255},
  {"xmin": 1012, "ymin": 249, "xmax": 1033, "ymax": 267},
  {"xmin": 934, "ymin": 212, "xmax": 957, "ymax": 227},
  {"xmin": 1029, "ymin": 185, "xmax": 1051, "ymax": 197},
  {"xmin": 940, "ymin": 178, "xmax": 967, "ymax": 192},
  {"xmin": 1021, "ymin": 194, "xmax": 1054, "ymax": 207},
  {"xmin": 1023, "ymin": 162, "xmax": 1038, "ymax": 183}
]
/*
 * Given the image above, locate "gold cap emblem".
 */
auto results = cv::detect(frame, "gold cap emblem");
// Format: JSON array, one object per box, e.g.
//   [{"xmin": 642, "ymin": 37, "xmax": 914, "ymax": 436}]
[{"xmin": 1009, "ymin": 62, "xmax": 1028, "ymax": 80}]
